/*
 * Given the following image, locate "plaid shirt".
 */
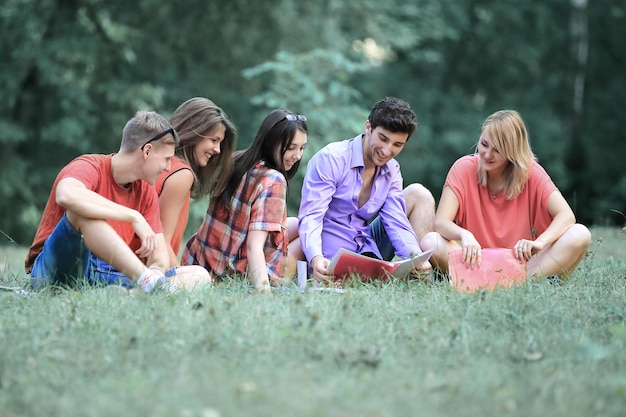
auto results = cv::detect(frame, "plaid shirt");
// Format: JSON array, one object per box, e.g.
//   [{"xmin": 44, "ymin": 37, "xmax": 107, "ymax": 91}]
[{"xmin": 183, "ymin": 162, "xmax": 288, "ymax": 281}]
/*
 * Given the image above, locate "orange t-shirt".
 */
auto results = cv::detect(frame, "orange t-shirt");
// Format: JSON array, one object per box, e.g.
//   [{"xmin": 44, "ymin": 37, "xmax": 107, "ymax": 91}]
[
  {"xmin": 154, "ymin": 157, "xmax": 191, "ymax": 255},
  {"xmin": 445, "ymin": 154, "xmax": 557, "ymax": 248},
  {"xmin": 25, "ymin": 154, "xmax": 162, "ymax": 272}
]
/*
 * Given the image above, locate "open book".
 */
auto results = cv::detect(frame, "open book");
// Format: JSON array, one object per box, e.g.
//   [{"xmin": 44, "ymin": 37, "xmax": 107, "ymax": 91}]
[{"xmin": 328, "ymin": 248, "xmax": 434, "ymax": 281}]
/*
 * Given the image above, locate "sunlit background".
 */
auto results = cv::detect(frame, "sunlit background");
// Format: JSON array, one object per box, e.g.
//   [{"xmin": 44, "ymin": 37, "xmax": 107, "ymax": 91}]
[{"xmin": 1, "ymin": 0, "xmax": 624, "ymax": 246}]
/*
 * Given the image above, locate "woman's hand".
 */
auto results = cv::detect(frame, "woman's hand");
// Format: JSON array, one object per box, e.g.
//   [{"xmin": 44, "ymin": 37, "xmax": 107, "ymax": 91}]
[
  {"xmin": 460, "ymin": 232, "xmax": 481, "ymax": 268},
  {"xmin": 513, "ymin": 239, "xmax": 543, "ymax": 262}
]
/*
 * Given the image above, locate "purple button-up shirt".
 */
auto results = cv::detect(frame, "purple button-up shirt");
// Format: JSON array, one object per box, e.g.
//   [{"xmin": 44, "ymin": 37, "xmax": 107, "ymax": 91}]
[{"xmin": 298, "ymin": 135, "xmax": 421, "ymax": 262}]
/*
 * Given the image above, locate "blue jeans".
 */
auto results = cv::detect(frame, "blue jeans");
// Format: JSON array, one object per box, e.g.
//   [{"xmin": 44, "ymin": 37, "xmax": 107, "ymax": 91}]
[
  {"xmin": 30, "ymin": 214, "xmax": 135, "ymax": 289},
  {"xmin": 369, "ymin": 216, "xmax": 394, "ymax": 261}
]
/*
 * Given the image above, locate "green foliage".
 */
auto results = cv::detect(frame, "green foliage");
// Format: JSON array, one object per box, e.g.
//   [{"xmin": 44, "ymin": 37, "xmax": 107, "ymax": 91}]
[
  {"xmin": 1, "ymin": 0, "xmax": 625, "ymax": 245},
  {"xmin": 242, "ymin": 49, "xmax": 369, "ymax": 213},
  {"xmin": 0, "ymin": 0, "xmax": 170, "ymax": 243},
  {"xmin": 242, "ymin": 49, "xmax": 367, "ymax": 149}
]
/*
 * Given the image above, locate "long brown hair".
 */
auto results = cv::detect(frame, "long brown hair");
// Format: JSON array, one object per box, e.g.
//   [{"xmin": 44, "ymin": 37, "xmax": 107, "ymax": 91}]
[
  {"xmin": 213, "ymin": 109, "xmax": 307, "ymax": 209},
  {"xmin": 170, "ymin": 97, "xmax": 237, "ymax": 199}
]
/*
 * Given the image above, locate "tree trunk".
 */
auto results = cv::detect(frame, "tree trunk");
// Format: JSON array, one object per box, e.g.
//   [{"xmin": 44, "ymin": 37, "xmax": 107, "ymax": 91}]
[{"xmin": 565, "ymin": 0, "xmax": 589, "ymax": 216}]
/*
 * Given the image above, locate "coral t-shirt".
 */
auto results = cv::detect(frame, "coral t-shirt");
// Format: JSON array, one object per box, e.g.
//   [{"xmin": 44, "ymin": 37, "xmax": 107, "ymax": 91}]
[
  {"xmin": 154, "ymin": 157, "xmax": 191, "ymax": 255},
  {"xmin": 445, "ymin": 154, "xmax": 557, "ymax": 248},
  {"xmin": 25, "ymin": 154, "xmax": 162, "ymax": 272}
]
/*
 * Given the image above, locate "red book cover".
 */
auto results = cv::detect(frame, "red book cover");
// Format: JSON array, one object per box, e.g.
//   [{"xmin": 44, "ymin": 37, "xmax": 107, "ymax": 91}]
[
  {"xmin": 328, "ymin": 248, "xmax": 433, "ymax": 281},
  {"xmin": 449, "ymin": 248, "xmax": 527, "ymax": 292}
]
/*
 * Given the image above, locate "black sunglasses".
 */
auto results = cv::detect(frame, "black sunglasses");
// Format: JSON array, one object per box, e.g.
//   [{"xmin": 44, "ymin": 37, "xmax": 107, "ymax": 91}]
[{"xmin": 140, "ymin": 126, "xmax": 175, "ymax": 150}]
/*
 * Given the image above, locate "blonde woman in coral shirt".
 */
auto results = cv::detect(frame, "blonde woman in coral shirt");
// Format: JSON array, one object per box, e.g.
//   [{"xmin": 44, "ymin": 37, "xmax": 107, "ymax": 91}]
[{"xmin": 421, "ymin": 110, "xmax": 591, "ymax": 280}]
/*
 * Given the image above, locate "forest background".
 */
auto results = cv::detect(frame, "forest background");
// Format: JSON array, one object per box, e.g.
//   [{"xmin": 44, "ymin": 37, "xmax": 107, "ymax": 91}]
[{"xmin": 1, "ymin": 0, "xmax": 625, "ymax": 247}]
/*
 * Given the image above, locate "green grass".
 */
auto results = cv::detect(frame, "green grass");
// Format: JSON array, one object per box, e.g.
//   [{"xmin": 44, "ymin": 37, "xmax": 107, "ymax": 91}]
[{"xmin": 1, "ymin": 227, "xmax": 625, "ymax": 417}]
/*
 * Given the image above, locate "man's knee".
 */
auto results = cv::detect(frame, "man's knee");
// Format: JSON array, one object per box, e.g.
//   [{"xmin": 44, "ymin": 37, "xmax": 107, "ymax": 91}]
[
  {"xmin": 69, "ymin": 214, "xmax": 109, "ymax": 238},
  {"xmin": 403, "ymin": 183, "xmax": 435, "ymax": 207},
  {"xmin": 64, "ymin": 210, "xmax": 82, "ymax": 233}
]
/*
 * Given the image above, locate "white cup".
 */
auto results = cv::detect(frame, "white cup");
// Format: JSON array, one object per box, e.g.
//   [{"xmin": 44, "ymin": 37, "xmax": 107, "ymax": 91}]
[{"xmin": 297, "ymin": 260, "xmax": 308, "ymax": 291}]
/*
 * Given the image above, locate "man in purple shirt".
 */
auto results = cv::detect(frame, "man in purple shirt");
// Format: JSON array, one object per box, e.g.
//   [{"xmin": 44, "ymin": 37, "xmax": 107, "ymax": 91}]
[{"xmin": 298, "ymin": 97, "xmax": 435, "ymax": 281}]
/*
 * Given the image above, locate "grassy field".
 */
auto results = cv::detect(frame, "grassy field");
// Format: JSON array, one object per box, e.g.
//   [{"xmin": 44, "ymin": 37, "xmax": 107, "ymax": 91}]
[{"xmin": 0, "ymin": 227, "xmax": 624, "ymax": 417}]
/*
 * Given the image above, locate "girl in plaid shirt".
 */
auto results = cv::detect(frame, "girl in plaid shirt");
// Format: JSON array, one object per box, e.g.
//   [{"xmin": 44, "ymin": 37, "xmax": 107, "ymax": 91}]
[{"xmin": 183, "ymin": 109, "xmax": 308, "ymax": 291}]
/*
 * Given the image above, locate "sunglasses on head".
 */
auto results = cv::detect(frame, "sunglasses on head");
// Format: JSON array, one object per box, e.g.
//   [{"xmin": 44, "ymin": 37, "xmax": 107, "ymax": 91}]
[
  {"xmin": 141, "ymin": 125, "xmax": 175, "ymax": 150},
  {"xmin": 284, "ymin": 114, "xmax": 307, "ymax": 122}
]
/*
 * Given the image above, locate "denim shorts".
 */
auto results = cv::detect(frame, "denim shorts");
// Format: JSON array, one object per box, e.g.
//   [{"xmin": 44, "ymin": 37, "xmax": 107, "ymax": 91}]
[
  {"xmin": 86, "ymin": 256, "xmax": 135, "ymax": 288},
  {"xmin": 30, "ymin": 214, "xmax": 135, "ymax": 289},
  {"xmin": 369, "ymin": 216, "xmax": 394, "ymax": 261}
]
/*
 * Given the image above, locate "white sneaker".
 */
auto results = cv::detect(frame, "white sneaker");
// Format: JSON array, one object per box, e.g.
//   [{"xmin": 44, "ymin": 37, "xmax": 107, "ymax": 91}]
[
  {"xmin": 156, "ymin": 276, "xmax": 179, "ymax": 294},
  {"xmin": 138, "ymin": 268, "xmax": 180, "ymax": 294}
]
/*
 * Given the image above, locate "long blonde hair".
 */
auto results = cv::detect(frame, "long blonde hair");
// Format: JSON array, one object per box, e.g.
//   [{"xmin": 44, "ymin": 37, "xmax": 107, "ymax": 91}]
[{"xmin": 477, "ymin": 110, "xmax": 536, "ymax": 199}]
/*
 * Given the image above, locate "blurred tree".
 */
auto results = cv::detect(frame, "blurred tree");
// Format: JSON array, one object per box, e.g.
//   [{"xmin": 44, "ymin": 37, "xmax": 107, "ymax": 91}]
[
  {"xmin": 1, "ymin": 0, "xmax": 166, "ymax": 244},
  {"xmin": 563, "ymin": 0, "xmax": 590, "ymax": 219},
  {"xmin": 0, "ymin": 0, "xmax": 289, "ymax": 244},
  {"xmin": 242, "ymin": 48, "xmax": 369, "ymax": 214},
  {"xmin": 575, "ymin": 1, "xmax": 626, "ymax": 224},
  {"xmin": 1, "ymin": 0, "xmax": 624, "ymax": 248}
]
